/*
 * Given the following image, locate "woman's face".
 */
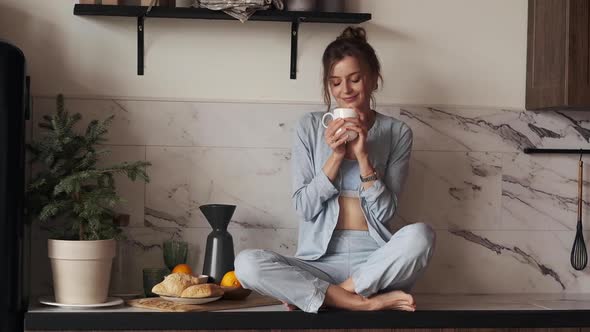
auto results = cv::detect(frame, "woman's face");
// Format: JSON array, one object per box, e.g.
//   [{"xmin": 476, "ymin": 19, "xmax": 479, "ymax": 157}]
[{"xmin": 328, "ymin": 56, "xmax": 373, "ymax": 110}]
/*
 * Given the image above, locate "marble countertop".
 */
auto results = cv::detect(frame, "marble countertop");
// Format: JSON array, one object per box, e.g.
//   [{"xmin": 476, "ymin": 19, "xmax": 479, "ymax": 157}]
[{"xmin": 25, "ymin": 293, "xmax": 590, "ymax": 330}]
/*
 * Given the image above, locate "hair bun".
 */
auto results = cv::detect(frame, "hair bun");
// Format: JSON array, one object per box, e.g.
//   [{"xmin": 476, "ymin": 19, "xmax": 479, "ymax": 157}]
[{"xmin": 337, "ymin": 26, "xmax": 367, "ymax": 43}]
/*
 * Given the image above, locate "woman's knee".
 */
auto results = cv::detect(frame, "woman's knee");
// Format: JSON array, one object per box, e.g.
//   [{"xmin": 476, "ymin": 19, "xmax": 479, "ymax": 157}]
[
  {"xmin": 234, "ymin": 249, "xmax": 260, "ymax": 285},
  {"xmin": 234, "ymin": 249, "xmax": 276, "ymax": 288},
  {"xmin": 399, "ymin": 222, "xmax": 436, "ymax": 258}
]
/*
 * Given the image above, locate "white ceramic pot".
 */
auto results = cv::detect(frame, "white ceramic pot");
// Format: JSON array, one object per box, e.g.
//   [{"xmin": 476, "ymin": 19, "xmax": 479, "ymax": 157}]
[{"xmin": 48, "ymin": 239, "xmax": 116, "ymax": 304}]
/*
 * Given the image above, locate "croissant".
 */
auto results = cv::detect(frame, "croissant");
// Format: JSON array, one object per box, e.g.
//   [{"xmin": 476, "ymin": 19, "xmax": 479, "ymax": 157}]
[
  {"xmin": 151, "ymin": 273, "xmax": 194, "ymax": 297},
  {"xmin": 181, "ymin": 283, "xmax": 224, "ymax": 298}
]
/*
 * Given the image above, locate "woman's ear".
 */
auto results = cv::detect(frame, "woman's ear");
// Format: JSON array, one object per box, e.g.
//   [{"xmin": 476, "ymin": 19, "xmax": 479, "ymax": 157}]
[
  {"xmin": 367, "ymin": 74, "xmax": 378, "ymax": 92},
  {"xmin": 369, "ymin": 79, "xmax": 378, "ymax": 93}
]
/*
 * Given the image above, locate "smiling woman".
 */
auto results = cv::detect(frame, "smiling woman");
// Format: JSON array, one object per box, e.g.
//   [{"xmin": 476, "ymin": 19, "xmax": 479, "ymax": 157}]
[
  {"xmin": 322, "ymin": 27, "xmax": 382, "ymax": 113},
  {"xmin": 234, "ymin": 26, "xmax": 435, "ymax": 314}
]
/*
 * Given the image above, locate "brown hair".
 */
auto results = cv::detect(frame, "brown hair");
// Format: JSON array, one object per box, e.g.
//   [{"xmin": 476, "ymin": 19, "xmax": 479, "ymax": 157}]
[{"xmin": 321, "ymin": 26, "xmax": 383, "ymax": 111}]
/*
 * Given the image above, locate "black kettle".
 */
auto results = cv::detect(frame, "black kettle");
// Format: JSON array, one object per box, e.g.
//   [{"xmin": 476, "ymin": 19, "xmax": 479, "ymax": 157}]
[{"xmin": 199, "ymin": 204, "xmax": 236, "ymax": 284}]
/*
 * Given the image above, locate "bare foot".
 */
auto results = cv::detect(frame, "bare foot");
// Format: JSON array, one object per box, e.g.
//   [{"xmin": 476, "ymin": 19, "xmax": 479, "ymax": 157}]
[
  {"xmin": 282, "ymin": 301, "xmax": 300, "ymax": 311},
  {"xmin": 368, "ymin": 290, "xmax": 416, "ymax": 311}
]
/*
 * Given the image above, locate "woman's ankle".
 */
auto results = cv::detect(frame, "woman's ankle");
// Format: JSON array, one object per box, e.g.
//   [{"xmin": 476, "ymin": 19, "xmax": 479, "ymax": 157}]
[
  {"xmin": 324, "ymin": 284, "xmax": 374, "ymax": 311},
  {"xmin": 338, "ymin": 277, "xmax": 357, "ymax": 294}
]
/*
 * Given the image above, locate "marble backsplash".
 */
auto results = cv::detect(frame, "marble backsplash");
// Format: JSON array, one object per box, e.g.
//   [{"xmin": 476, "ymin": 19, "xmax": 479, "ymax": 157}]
[{"xmin": 29, "ymin": 97, "xmax": 590, "ymax": 296}]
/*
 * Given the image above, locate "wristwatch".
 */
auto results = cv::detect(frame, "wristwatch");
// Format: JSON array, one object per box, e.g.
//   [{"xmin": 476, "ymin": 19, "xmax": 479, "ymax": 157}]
[{"xmin": 360, "ymin": 171, "xmax": 379, "ymax": 182}]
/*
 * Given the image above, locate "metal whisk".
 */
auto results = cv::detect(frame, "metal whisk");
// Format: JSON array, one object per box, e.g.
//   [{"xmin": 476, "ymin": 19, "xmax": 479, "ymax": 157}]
[{"xmin": 571, "ymin": 152, "xmax": 588, "ymax": 271}]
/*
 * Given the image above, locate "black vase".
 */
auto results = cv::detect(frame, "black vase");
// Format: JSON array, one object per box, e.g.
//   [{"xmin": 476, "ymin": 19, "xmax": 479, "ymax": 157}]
[{"xmin": 200, "ymin": 204, "xmax": 236, "ymax": 284}]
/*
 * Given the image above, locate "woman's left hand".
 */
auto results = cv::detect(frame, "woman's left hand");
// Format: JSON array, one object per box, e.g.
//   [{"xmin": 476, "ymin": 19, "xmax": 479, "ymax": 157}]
[{"xmin": 343, "ymin": 109, "xmax": 370, "ymax": 160}]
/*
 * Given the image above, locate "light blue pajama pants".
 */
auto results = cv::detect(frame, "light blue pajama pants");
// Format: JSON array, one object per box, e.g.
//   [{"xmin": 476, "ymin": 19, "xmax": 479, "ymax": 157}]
[{"xmin": 234, "ymin": 222, "xmax": 436, "ymax": 313}]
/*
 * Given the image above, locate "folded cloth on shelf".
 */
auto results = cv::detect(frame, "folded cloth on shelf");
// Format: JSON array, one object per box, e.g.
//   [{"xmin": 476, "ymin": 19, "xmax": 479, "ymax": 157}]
[{"xmin": 199, "ymin": 0, "xmax": 284, "ymax": 22}]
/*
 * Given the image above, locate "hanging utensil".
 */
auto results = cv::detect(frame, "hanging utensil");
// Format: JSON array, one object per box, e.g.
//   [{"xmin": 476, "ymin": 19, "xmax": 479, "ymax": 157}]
[{"xmin": 571, "ymin": 152, "xmax": 588, "ymax": 270}]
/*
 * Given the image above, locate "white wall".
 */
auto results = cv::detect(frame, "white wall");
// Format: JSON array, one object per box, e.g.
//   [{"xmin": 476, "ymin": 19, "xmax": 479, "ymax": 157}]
[{"xmin": 0, "ymin": 0, "xmax": 527, "ymax": 108}]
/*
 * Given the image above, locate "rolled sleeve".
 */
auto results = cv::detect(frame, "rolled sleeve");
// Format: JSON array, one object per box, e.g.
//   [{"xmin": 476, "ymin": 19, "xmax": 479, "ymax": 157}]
[
  {"xmin": 359, "ymin": 178, "xmax": 386, "ymax": 202},
  {"xmin": 316, "ymin": 169, "xmax": 339, "ymax": 197}
]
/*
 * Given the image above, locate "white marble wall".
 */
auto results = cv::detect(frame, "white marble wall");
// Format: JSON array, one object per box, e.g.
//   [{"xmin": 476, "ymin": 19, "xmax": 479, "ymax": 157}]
[{"xmin": 30, "ymin": 97, "xmax": 590, "ymax": 296}]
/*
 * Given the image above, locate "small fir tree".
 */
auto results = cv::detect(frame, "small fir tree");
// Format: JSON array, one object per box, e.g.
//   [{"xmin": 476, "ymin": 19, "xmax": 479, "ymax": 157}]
[{"xmin": 26, "ymin": 94, "xmax": 151, "ymax": 240}]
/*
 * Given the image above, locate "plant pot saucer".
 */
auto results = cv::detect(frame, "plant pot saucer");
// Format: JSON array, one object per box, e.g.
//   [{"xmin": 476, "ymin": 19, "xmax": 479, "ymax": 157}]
[{"xmin": 39, "ymin": 296, "xmax": 123, "ymax": 308}]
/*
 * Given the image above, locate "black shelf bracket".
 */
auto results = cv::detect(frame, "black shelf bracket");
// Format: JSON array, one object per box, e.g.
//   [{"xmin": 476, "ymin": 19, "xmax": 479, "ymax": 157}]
[
  {"xmin": 137, "ymin": 16, "xmax": 144, "ymax": 75},
  {"xmin": 290, "ymin": 18, "xmax": 302, "ymax": 80},
  {"xmin": 524, "ymin": 148, "xmax": 590, "ymax": 154}
]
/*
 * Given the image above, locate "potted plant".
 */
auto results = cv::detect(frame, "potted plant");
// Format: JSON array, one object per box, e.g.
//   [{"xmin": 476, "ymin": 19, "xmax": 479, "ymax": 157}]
[{"xmin": 26, "ymin": 94, "xmax": 151, "ymax": 304}]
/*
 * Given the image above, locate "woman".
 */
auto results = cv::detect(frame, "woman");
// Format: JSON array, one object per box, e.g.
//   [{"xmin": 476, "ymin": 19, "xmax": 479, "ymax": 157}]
[{"xmin": 234, "ymin": 27, "xmax": 435, "ymax": 313}]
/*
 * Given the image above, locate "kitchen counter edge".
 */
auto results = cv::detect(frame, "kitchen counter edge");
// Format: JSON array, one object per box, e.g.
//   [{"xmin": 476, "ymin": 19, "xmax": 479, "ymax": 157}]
[{"xmin": 25, "ymin": 309, "xmax": 590, "ymax": 330}]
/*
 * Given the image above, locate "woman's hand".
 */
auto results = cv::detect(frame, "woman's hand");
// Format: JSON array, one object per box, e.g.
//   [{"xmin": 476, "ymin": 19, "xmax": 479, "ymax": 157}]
[
  {"xmin": 324, "ymin": 118, "xmax": 348, "ymax": 158},
  {"xmin": 343, "ymin": 109, "xmax": 370, "ymax": 160}
]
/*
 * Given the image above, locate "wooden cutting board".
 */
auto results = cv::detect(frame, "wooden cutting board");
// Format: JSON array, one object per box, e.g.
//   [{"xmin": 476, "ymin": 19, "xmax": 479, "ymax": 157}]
[{"xmin": 126, "ymin": 292, "xmax": 282, "ymax": 312}]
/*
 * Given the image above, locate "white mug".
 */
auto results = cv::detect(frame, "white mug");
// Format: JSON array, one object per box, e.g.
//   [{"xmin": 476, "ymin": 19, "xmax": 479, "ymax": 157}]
[{"xmin": 321, "ymin": 108, "xmax": 359, "ymax": 141}]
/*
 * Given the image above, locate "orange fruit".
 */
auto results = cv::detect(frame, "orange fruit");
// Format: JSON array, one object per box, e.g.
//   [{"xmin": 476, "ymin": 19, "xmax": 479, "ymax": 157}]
[
  {"xmin": 220, "ymin": 270, "xmax": 241, "ymax": 288},
  {"xmin": 171, "ymin": 263, "xmax": 193, "ymax": 275}
]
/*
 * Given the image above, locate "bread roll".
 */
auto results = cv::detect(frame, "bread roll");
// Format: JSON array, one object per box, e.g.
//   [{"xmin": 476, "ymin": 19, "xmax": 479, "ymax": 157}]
[
  {"xmin": 180, "ymin": 283, "xmax": 224, "ymax": 298},
  {"xmin": 151, "ymin": 273, "xmax": 194, "ymax": 297}
]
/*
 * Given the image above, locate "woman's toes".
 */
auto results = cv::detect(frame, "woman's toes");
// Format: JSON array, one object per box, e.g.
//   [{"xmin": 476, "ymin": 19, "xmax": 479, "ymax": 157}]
[
  {"xmin": 393, "ymin": 303, "xmax": 416, "ymax": 312},
  {"xmin": 392, "ymin": 291, "xmax": 414, "ymax": 306},
  {"xmin": 283, "ymin": 302, "xmax": 299, "ymax": 311}
]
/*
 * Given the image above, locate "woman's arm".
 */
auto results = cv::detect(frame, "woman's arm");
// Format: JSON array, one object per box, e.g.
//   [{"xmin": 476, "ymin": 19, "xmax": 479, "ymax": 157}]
[
  {"xmin": 359, "ymin": 123, "xmax": 413, "ymax": 224},
  {"xmin": 291, "ymin": 115, "xmax": 347, "ymax": 221}
]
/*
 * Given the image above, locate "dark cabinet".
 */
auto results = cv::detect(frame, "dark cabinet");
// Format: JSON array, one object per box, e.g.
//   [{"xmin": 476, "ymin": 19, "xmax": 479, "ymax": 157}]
[{"xmin": 526, "ymin": 0, "xmax": 590, "ymax": 110}]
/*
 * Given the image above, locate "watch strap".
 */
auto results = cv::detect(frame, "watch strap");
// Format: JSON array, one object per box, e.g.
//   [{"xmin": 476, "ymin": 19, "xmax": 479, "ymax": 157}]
[{"xmin": 360, "ymin": 171, "xmax": 379, "ymax": 182}]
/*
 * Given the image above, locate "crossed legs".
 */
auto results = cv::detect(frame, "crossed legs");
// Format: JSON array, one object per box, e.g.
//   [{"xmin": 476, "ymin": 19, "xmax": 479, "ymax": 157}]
[{"xmin": 235, "ymin": 223, "xmax": 435, "ymax": 313}]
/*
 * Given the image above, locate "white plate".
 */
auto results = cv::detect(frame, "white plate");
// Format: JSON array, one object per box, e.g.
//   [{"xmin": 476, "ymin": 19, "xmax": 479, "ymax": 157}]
[
  {"xmin": 39, "ymin": 296, "xmax": 124, "ymax": 308},
  {"xmin": 160, "ymin": 295, "xmax": 221, "ymax": 305}
]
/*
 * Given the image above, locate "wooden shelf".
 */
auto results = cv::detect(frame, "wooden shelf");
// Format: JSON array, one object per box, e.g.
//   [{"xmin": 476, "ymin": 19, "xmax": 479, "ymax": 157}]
[{"xmin": 73, "ymin": 4, "xmax": 372, "ymax": 78}]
